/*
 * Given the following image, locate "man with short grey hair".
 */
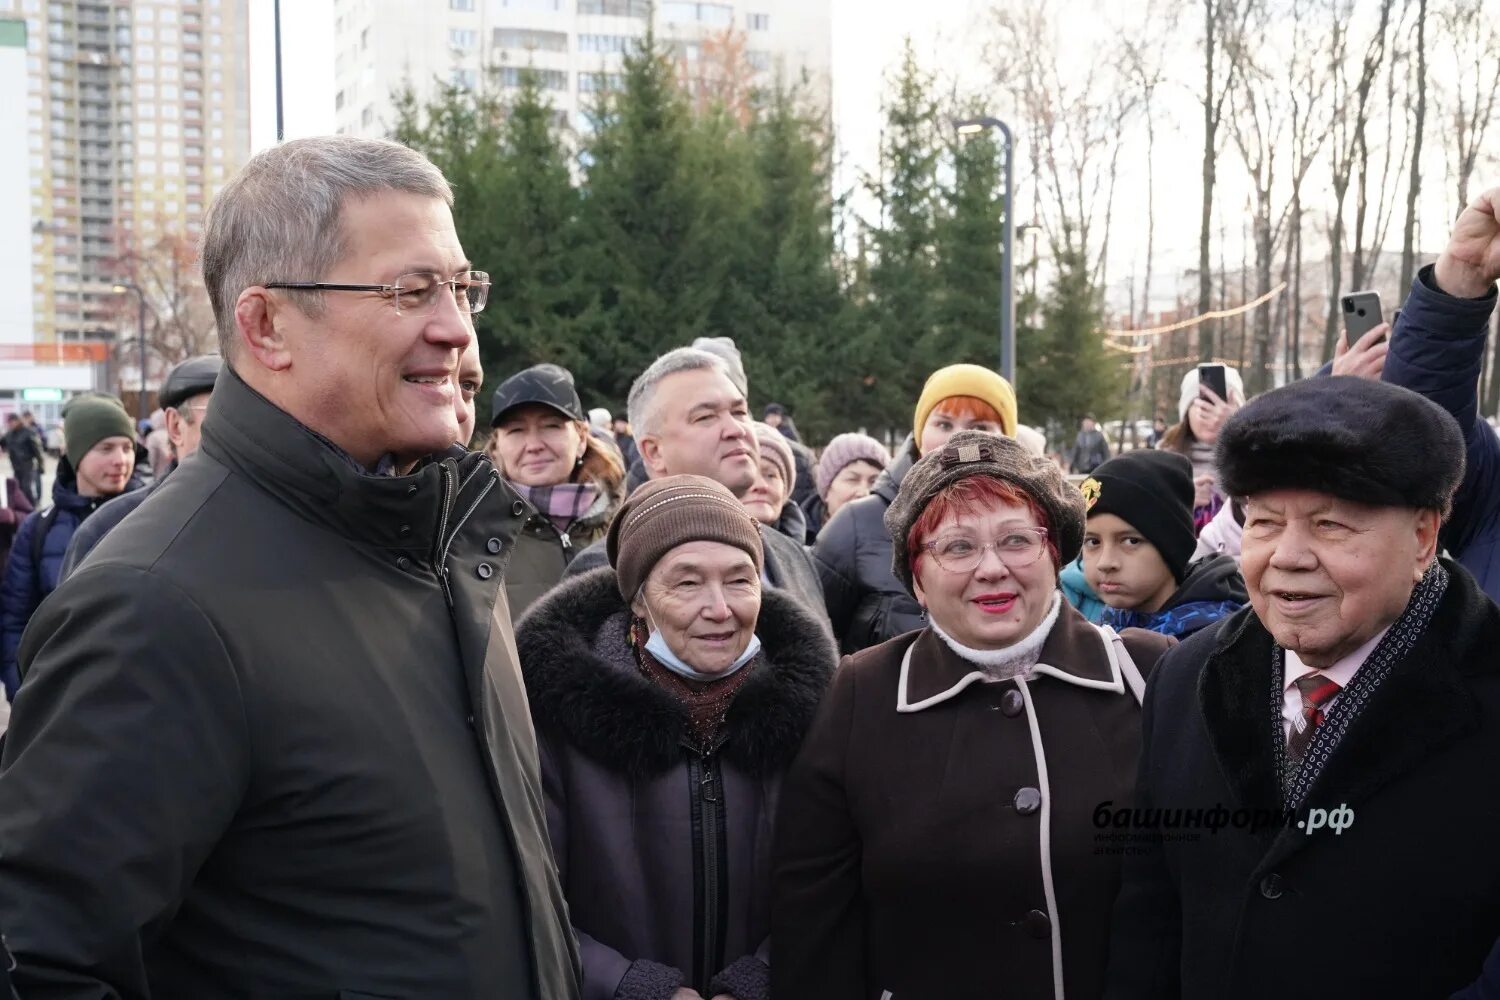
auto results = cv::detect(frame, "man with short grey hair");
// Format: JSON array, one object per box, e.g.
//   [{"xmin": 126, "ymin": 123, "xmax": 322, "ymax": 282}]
[
  {"xmin": 0, "ymin": 136, "xmax": 579, "ymax": 998},
  {"xmin": 563, "ymin": 347, "xmax": 828, "ymax": 622}
]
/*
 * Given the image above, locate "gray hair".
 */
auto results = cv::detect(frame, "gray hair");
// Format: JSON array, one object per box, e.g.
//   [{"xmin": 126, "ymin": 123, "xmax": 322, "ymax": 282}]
[
  {"xmin": 626, "ymin": 347, "xmax": 733, "ymax": 437},
  {"xmin": 200, "ymin": 135, "xmax": 453, "ymax": 362}
]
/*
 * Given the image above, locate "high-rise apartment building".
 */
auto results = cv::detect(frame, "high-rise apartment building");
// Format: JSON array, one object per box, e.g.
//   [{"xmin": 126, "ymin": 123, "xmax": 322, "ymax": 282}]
[
  {"xmin": 4, "ymin": 0, "xmax": 250, "ymax": 360},
  {"xmin": 332, "ymin": 0, "xmax": 831, "ymax": 139}
]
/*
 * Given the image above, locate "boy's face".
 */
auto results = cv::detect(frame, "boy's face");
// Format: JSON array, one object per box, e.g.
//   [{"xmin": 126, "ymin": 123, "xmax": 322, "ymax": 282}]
[{"xmin": 1082, "ymin": 512, "xmax": 1179, "ymax": 614}]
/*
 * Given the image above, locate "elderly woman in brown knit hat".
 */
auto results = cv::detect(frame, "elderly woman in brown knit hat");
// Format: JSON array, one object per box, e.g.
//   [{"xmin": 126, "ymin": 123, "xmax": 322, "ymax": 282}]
[
  {"xmin": 772, "ymin": 431, "xmax": 1175, "ymax": 1000},
  {"xmin": 515, "ymin": 475, "xmax": 836, "ymax": 1000}
]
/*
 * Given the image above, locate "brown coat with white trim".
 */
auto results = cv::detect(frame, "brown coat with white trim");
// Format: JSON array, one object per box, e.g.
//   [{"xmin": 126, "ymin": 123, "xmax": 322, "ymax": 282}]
[{"xmin": 771, "ymin": 601, "xmax": 1173, "ymax": 1000}]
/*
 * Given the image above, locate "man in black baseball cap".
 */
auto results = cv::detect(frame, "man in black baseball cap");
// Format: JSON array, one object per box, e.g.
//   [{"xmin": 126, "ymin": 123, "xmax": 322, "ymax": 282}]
[{"xmin": 59, "ymin": 355, "xmax": 222, "ymax": 578}]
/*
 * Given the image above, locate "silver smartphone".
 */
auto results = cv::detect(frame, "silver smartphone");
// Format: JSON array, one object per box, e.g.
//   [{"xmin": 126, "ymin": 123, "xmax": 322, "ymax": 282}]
[{"xmin": 1341, "ymin": 290, "xmax": 1384, "ymax": 342}]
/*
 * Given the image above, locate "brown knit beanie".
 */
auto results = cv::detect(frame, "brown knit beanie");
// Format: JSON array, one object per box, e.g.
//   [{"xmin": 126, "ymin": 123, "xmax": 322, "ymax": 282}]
[{"xmin": 607, "ymin": 474, "xmax": 764, "ymax": 598}]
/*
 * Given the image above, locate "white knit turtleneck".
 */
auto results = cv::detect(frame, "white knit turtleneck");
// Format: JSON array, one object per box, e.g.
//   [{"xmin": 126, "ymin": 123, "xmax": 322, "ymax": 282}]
[{"xmin": 928, "ymin": 592, "xmax": 1064, "ymax": 680}]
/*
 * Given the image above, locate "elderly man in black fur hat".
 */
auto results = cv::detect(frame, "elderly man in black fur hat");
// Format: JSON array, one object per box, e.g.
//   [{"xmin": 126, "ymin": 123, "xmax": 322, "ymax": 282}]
[{"xmin": 1104, "ymin": 375, "xmax": 1500, "ymax": 1000}]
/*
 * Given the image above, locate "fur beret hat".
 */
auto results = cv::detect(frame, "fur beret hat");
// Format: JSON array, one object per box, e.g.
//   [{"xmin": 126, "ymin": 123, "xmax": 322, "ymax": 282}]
[{"xmin": 1216, "ymin": 376, "xmax": 1465, "ymax": 515}]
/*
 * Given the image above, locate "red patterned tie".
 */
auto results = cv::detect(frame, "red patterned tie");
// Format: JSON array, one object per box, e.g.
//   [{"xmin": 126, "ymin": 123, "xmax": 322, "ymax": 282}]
[{"xmin": 1287, "ymin": 673, "xmax": 1342, "ymax": 765}]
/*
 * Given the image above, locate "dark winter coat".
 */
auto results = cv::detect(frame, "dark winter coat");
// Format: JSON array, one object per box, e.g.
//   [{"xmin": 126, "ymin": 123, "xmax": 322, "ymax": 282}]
[
  {"xmin": 812, "ymin": 437, "xmax": 921, "ymax": 652},
  {"xmin": 1069, "ymin": 427, "xmax": 1112, "ymax": 474},
  {"xmin": 1382, "ymin": 265, "xmax": 1500, "ymax": 603},
  {"xmin": 0, "ymin": 368, "xmax": 580, "ymax": 999},
  {"xmin": 517, "ymin": 567, "xmax": 836, "ymax": 1000},
  {"xmin": 1099, "ymin": 554, "xmax": 1247, "ymax": 639},
  {"xmin": 2, "ymin": 425, "xmax": 42, "ymax": 473},
  {"xmin": 59, "ymin": 460, "xmax": 178, "ymax": 582},
  {"xmin": 770, "ymin": 495, "xmax": 808, "ymax": 544},
  {"xmin": 787, "ymin": 439, "xmax": 817, "ymax": 511},
  {"xmin": 799, "ymin": 494, "xmax": 827, "ymax": 545},
  {"xmin": 0, "ymin": 460, "xmax": 144, "ymax": 698},
  {"xmin": 1105, "ymin": 559, "xmax": 1500, "ymax": 1000},
  {"xmin": 773, "ymin": 601, "xmax": 1175, "ymax": 1000},
  {"xmin": 563, "ymin": 522, "xmax": 830, "ymax": 628},
  {"xmin": 503, "ymin": 480, "xmax": 621, "ymax": 616}
]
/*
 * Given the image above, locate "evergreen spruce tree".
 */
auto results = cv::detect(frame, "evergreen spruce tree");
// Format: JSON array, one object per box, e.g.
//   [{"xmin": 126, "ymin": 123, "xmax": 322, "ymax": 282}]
[
  {"xmin": 1018, "ymin": 237, "xmax": 1126, "ymax": 437},
  {"xmin": 931, "ymin": 121, "xmax": 1005, "ymax": 374},
  {"xmin": 858, "ymin": 40, "xmax": 943, "ymax": 439},
  {"xmin": 575, "ymin": 25, "xmax": 731, "ymax": 403}
]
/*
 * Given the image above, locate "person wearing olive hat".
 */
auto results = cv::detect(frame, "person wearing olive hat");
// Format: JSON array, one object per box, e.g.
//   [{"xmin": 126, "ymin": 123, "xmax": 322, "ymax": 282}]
[
  {"xmin": 0, "ymin": 395, "xmax": 142, "ymax": 697},
  {"xmin": 58, "ymin": 356, "xmax": 224, "ymax": 582},
  {"xmin": 1082, "ymin": 449, "xmax": 1246, "ymax": 640},
  {"xmin": 814, "ymin": 362, "xmax": 1018, "ymax": 653},
  {"xmin": 515, "ymin": 475, "xmax": 835, "ymax": 1000},
  {"xmin": 775, "ymin": 431, "xmax": 1174, "ymax": 1000},
  {"xmin": 487, "ymin": 363, "xmax": 626, "ymax": 614},
  {"xmin": 1107, "ymin": 377, "xmax": 1500, "ymax": 1000}
]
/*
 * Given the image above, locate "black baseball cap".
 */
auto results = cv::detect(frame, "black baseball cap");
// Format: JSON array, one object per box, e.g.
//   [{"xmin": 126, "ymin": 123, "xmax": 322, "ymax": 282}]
[
  {"xmin": 490, "ymin": 364, "xmax": 584, "ymax": 427},
  {"xmin": 159, "ymin": 355, "xmax": 223, "ymax": 410}
]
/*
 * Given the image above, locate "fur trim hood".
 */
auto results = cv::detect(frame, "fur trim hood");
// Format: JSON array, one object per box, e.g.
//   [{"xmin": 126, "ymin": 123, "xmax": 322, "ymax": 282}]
[{"xmin": 516, "ymin": 567, "xmax": 836, "ymax": 777}]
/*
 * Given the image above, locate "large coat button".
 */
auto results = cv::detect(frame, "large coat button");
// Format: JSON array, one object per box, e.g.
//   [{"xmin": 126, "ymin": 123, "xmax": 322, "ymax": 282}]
[
  {"xmin": 1000, "ymin": 690, "xmax": 1024, "ymax": 716},
  {"xmin": 511, "ymin": 500, "xmax": 526, "ymax": 517},
  {"xmin": 476, "ymin": 562, "xmax": 494, "ymax": 580},
  {"xmin": 1259, "ymin": 874, "xmax": 1284, "ymax": 899},
  {"xmin": 1014, "ymin": 787, "xmax": 1042, "ymax": 815},
  {"xmin": 1023, "ymin": 909, "xmax": 1051, "ymax": 939},
  {"xmin": 486, "ymin": 537, "xmax": 503, "ymax": 554}
]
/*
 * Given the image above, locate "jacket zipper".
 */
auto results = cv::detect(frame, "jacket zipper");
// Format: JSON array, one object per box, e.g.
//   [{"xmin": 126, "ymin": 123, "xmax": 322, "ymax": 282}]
[
  {"xmin": 687, "ymin": 745, "xmax": 726, "ymax": 992},
  {"xmin": 432, "ymin": 464, "xmax": 499, "ymax": 609}
]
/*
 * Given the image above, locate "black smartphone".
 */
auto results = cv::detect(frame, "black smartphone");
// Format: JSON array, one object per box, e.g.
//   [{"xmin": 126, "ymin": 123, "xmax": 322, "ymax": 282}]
[
  {"xmin": 1341, "ymin": 290, "xmax": 1384, "ymax": 342},
  {"xmin": 1198, "ymin": 363, "xmax": 1228, "ymax": 404}
]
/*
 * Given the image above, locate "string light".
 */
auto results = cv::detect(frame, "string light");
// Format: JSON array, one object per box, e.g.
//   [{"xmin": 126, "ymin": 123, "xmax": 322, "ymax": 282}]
[{"xmin": 1104, "ymin": 282, "xmax": 1288, "ymax": 339}]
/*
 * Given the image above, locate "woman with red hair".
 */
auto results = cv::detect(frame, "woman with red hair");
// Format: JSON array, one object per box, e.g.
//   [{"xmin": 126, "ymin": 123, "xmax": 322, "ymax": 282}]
[
  {"xmin": 814, "ymin": 364, "xmax": 1021, "ymax": 653},
  {"xmin": 774, "ymin": 431, "xmax": 1175, "ymax": 1000}
]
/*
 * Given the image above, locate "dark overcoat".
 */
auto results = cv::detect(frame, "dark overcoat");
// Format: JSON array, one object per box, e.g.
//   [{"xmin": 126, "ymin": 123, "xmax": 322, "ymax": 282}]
[
  {"xmin": 773, "ymin": 601, "xmax": 1172, "ymax": 999},
  {"xmin": 1106, "ymin": 559, "xmax": 1500, "ymax": 1000}
]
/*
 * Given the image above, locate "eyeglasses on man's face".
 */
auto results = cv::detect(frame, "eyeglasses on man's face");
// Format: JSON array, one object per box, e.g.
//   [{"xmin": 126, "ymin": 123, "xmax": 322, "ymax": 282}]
[{"xmin": 263, "ymin": 270, "xmax": 491, "ymax": 316}]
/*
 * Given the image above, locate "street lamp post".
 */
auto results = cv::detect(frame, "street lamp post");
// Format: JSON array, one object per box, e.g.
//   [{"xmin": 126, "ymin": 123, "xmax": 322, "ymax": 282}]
[
  {"xmin": 955, "ymin": 116, "xmax": 1015, "ymax": 385},
  {"xmin": 111, "ymin": 282, "xmax": 148, "ymax": 421}
]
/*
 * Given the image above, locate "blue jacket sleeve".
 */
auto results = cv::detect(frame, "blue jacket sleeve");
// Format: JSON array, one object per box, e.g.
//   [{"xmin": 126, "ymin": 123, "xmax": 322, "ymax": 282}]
[
  {"xmin": 0, "ymin": 512, "xmax": 41, "ymax": 699},
  {"xmin": 1381, "ymin": 266, "xmax": 1500, "ymax": 563}
]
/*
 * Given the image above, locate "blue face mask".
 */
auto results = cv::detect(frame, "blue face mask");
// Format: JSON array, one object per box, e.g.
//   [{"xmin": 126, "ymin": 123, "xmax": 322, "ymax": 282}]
[{"xmin": 643, "ymin": 612, "xmax": 762, "ymax": 682}]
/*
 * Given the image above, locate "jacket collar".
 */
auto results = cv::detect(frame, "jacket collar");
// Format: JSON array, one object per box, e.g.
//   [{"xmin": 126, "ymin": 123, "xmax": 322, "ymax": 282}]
[
  {"xmin": 1199, "ymin": 560, "xmax": 1498, "ymax": 857},
  {"xmin": 897, "ymin": 598, "xmax": 1125, "ymax": 712},
  {"xmin": 873, "ymin": 436, "xmax": 918, "ymax": 504},
  {"xmin": 516, "ymin": 567, "xmax": 837, "ymax": 777},
  {"xmin": 198, "ymin": 366, "xmax": 497, "ymax": 559}
]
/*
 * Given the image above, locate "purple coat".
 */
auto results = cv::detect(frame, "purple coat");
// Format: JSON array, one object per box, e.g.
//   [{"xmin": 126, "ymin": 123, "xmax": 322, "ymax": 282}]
[{"xmin": 516, "ymin": 568, "xmax": 835, "ymax": 1000}]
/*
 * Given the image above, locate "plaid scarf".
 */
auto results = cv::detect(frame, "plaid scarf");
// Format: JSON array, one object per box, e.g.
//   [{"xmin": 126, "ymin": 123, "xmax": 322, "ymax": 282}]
[
  {"xmin": 1273, "ymin": 561, "xmax": 1449, "ymax": 808},
  {"xmin": 510, "ymin": 481, "xmax": 599, "ymax": 535}
]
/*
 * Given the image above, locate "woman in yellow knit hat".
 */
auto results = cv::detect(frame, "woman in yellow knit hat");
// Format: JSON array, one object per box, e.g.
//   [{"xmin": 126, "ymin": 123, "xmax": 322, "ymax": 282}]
[{"xmin": 812, "ymin": 363, "xmax": 1018, "ymax": 652}]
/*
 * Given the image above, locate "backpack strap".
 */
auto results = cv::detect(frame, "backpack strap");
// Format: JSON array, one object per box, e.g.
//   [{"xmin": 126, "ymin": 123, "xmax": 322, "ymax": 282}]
[
  {"xmin": 28, "ymin": 507, "xmax": 57, "ymax": 595},
  {"xmin": 1094, "ymin": 622, "xmax": 1146, "ymax": 705}
]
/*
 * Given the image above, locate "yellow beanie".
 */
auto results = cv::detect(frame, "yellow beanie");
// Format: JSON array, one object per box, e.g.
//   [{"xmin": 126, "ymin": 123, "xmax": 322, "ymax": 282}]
[{"xmin": 912, "ymin": 364, "xmax": 1018, "ymax": 445}]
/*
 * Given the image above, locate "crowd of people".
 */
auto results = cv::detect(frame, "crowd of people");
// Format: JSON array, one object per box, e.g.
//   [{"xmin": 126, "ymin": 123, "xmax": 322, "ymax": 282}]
[{"xmin": 0, "ymin": 134, "xmax": 1497, "ymax": 999}]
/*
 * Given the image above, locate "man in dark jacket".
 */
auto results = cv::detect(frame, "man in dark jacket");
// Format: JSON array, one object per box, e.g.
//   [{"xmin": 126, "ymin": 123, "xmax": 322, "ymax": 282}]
[
  {"xmin": 60, "ymin": 354, "xmax": 222, "ymax": 580},
  {"xmin": 1068, "ymin": 414, "xmax": 1111, "ymax": 474},
  {"xmin": 0, "ymin": 395, "xmax": 142, "ymax": 699},
  {"xmin": 0, "ymin": 136, "xmax": 579, "ymax": 999},
  {"xmin": 3, "ymin": 414, "xmax": 43, "ymax": 506},
  {"xmin": 1375, "ymin": 185, "xmax": 1500, "ymax": 604},
  {"xmin": 562, "ymin": 347, "xmax": 829, "ymax": 625},
  {"xmin": 1105, "ymin": 377, "xmax": 1500, "ymax": 1000}
]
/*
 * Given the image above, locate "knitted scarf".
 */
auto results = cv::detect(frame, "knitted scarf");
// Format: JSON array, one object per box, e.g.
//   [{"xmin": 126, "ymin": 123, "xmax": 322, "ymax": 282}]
[
  {"xmin": 510, "ymin": 481, "xmax": 599, "ymax": 535},
  {"xmin": 629, "ymin": 617, "xmax": 758, "ymax": 752},
  {"xmin": 1274, "ymin": 561, "xmax": 1449, "ymax": 808}
]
